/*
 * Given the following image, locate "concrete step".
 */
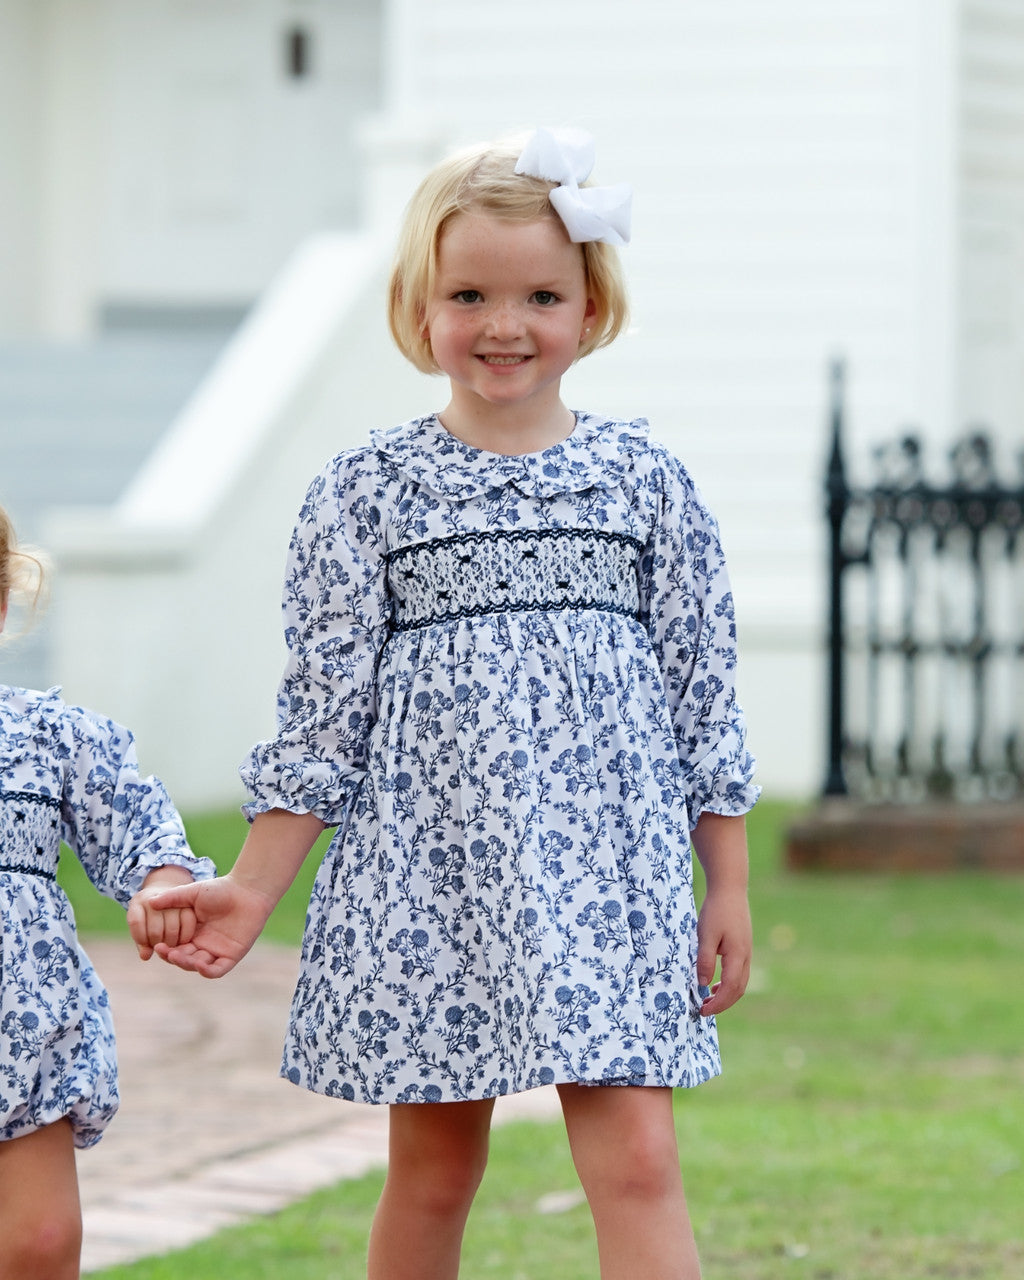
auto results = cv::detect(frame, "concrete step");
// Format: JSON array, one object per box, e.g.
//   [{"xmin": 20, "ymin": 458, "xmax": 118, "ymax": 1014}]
[{"xmin": 0, "ymin": 331, "xmax": 231, "ymax": 690}]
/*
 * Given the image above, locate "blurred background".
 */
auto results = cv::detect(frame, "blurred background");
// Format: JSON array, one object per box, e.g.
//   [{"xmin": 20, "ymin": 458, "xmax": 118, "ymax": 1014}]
[{"xmin": 1, "ymin": 0, "xmax": 1022, "ymax": 812}]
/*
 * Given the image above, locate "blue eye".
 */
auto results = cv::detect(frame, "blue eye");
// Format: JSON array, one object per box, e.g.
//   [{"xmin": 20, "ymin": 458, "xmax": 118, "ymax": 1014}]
[{"xmin": 532, "ymin": 291, "xmax": 558, "ymax": 306}]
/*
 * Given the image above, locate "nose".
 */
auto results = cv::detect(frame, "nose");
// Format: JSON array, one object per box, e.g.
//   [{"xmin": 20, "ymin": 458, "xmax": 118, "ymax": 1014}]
[{"xmin": 483, "ymin": 301, "xmax": 524, "ymax": 340}]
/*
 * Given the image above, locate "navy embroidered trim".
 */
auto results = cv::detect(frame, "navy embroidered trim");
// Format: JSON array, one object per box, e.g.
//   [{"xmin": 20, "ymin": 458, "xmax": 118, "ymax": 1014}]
[
  {"xmin": 0, "ymin": 863, "xmax": 57, "ymax": 881},
  {"xmin": 385, "ymin": 527, "xmax": 643, "ymax": 633},
  {"xmin": 389, "ymin": 597, "xmax": 641, "ymax": 634},
  {"xmin": 0, "ymin": 789, "xmax": 60, "ymax": 808},
  {"xmin": 1, "ymin": 792, "xmax": 61, "ymax": 877},
  {"xmin": 385, "ymin": 526, "xmax": 644, "ymax": 567}
]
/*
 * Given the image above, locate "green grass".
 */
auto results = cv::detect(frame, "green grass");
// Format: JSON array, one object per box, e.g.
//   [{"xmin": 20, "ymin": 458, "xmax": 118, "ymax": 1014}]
[{"xmin": 73, "ymin": 799, "xmax": 1024, "ymax": 1279}]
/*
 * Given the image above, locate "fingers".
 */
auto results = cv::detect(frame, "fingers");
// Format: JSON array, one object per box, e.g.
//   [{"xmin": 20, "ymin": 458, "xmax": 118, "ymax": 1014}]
[
  {"xmin": 699, "ymin": 947, "xmax": 751, "ymax": 1016},
  {"xmin": 126, "ymin": 897, "xmax": 158, "ymax": 961},
  {"xmin": 127, "ymin": 898, "xmax": 197, "ymax": 960},
  {"xmin": 126, "ymin": 909, "xmax": 150, "ymax": 960},
  {"xmin": 696, "ymin": 886, "xmax": 752, "ymax": 1017},
  {"xmin": 696, "ymin": 915, "xmax": 750, "ymax": 1015},
  {"xmin": 180, "ymin": 907, "xmax": 197, "ymax": 943},
  {"xmin": 696, "ymin": 938, "xmax": 717, "ymax": 991},
  {"xmin": 153, "ymin": 941, "xmax": 238, "ymax": 980},
  {"xmin": 145, "ymin": 883, "xmax": 202, "ymax": 911}
]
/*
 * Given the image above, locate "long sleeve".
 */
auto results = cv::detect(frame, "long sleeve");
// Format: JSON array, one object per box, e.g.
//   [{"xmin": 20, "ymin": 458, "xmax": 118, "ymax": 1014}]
[
  {"xmin": 240, "ymin": 451, "xmax": 392, "ymax": 825},
  {"xmin": 638, "ymin": 451, "xmax": 760, "ymax": 824},
  {"xmin": 57, "ymin": 701, "xmax": 215, "ymax": 907}
]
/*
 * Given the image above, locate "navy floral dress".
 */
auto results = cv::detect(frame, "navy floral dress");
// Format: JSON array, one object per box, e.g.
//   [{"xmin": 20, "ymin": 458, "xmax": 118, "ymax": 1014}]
[
  {"xmin": 0, "ymin": 686, "xmax": 214, "ymax": 1147},
  {"xmin": 242, "ymin": 413, "xmax": 759, "ymax": 1105}
]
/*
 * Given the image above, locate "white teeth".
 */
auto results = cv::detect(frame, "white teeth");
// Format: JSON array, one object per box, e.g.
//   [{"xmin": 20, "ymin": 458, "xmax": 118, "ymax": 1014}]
[{"xmin": 481, "ymin": 355, "xmax": 526, "ymax": 365}]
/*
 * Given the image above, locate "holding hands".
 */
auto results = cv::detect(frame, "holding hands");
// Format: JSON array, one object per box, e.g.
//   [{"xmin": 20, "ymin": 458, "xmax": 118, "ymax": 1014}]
[
  {"xmin": 128, "ymin": 808, "xmax": 325, "ymax": 978},
  {"xmin": 127, "ymin": 865, "xmax": 200, "ymax": 961},
  {"xmin": 127, "ymin": 875, "xmax": 278, "ymax": 978}
]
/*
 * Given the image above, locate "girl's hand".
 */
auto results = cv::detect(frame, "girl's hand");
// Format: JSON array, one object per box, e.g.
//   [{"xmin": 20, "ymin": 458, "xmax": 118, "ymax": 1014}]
[
  {"xmin": 696, "ymin": 885, "xmax": 752, "ymax": 1016},
  {"xmin": 127, "ymin": 865, "xmax": 200, "ymax": 961},
  {"xmin": 691, "ymin": 811, "xmax": 752, "ymax": 1017},
  {"xmin": 143, "ymin": 875, "xmax": 278, "ymax": 979}
]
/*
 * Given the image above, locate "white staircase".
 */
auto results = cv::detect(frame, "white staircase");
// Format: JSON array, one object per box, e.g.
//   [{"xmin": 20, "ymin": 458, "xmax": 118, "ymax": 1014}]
[{"xmin": 0, "ymin": 330, "xmax": 232, "ymax": 689}]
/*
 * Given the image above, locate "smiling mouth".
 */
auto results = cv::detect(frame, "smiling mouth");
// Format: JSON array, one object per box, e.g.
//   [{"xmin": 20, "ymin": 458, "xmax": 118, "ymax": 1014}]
[{"xmin": 478, "ymin": 355, "xmax": 531, "ymax": 366}]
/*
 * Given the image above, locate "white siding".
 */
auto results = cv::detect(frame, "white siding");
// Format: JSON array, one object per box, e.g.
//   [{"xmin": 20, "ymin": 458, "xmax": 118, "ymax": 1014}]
[
  {"xmin": 98, "ymin": 0, "xmax": 383, "ymax": 305},
  {"xmin": 0, "ymin": 1, "xmax": 45, "ymax": 334},
  {"xmin": 959, "ymin": 0, "xmax": 1024, "ymax": 464}
]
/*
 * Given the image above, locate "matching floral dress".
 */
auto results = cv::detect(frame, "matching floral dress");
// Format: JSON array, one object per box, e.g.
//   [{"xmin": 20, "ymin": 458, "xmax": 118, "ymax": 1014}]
[
  {"xmin": 243, "ymin": 412, "xmax": 759, "ymax": 1105},
  {"xmin": 0, "ymin": 686, "xmax": 214, "ymax": 1147}
]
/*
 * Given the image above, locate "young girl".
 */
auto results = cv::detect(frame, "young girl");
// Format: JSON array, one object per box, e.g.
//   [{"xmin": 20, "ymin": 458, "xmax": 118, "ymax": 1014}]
[
  {"xmin": 0, "ymin": 506, "xmax": 214, "ymax": 1279},
  {"xmin": 145, "ymin": 127, "xmax": 759, "ymax": 1279}
]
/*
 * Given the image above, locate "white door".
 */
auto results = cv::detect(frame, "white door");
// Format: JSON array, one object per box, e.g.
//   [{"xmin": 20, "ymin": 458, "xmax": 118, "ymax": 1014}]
[{"xmin": 100, "ymin": 0, "xmax": 382, "ymax": 307}]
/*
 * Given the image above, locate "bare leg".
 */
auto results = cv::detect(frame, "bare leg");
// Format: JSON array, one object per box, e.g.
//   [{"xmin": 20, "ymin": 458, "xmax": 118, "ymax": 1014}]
[
  {"xmin": 0, "ymin": 1118, "xmax": 82, "ymax": 1279},
  {"xmin": 367, "ymin": 1098, "xmax": 495, "ymax": 1280},
  {"xmin": 558, "ymin": 1084, "xmax": 701, "ymax": 1280}
]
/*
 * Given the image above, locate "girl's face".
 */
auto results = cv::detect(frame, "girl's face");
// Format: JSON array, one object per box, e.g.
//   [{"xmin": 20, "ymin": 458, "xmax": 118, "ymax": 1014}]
[{"xmin": 423, "ymin": 212, "xmax": 596, "ymax": 430}]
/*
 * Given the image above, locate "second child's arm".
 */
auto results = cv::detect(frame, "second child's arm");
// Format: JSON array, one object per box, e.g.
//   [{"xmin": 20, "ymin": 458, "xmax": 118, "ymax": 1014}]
[{"xmin": 137, "ymin": 809, "xmax": 326, "ymax": 978}]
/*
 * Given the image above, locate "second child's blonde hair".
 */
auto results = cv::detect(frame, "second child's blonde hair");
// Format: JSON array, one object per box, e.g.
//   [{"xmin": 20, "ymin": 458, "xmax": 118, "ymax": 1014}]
[
  {"xmin": 388, "ymin": 137, "xmax": 630, "ymax": 375},
  {"xmin": 0, "ymin": 505, "xmax": 47, "ymax": 631}
]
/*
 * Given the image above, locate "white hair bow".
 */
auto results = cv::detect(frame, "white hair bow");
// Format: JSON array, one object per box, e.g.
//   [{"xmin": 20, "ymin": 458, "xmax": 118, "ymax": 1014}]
[{"xmin": 514, "ymin": 127, "xmax": 632, "ymax": 246}]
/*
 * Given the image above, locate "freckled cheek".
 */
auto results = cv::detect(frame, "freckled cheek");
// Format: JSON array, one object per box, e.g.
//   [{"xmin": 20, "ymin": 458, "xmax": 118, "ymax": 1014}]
[
  {"xmin": 543, "ymin": 322, "xmax": 585, "ymax": 361},
  {"xmin": 424, "ymin": 315, "xmax": 477, "ymax": 368}
]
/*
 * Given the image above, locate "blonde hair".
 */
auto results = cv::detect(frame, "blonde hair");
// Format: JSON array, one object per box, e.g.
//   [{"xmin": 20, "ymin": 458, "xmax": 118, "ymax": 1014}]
[
  {"xmin": 388, "ymin": 136, "xmax": 630, "ymax": 375},
  {"xmin": 0, "ymin": 505, "xmax": 47, "ymax": 634}
]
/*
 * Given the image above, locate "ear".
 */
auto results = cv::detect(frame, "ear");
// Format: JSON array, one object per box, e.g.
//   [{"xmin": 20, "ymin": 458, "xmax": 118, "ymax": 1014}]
[{"xmin": 580, "ymin": 296, "xmax": 598, "ymax": 343}]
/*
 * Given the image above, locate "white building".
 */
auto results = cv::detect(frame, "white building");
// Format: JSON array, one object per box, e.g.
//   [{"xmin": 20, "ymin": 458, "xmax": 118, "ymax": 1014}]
[{"xmin": 1, "ymin": 0, "xmax": 1021, "ymax": 809}]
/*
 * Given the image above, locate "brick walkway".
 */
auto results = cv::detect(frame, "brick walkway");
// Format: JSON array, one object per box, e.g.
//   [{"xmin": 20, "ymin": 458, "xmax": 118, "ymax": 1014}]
[{"xmin": 76, "ymin": 938, "xmax": 561, "ymax": 1273}]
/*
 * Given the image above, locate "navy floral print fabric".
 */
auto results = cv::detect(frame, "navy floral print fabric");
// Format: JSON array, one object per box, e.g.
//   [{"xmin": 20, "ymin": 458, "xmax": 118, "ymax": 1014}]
[
  {"xmin": 241, "ymin": 413, "xmax": 759, "ymax": 1104},
  {"xmin": 0, "ymin": 686, "xmax": 215, "ymax": 1147}
]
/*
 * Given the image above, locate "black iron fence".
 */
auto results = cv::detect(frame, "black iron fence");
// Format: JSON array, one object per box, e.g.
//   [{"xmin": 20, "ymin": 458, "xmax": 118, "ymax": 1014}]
[{"xmin": 823, "ymin": 361, "xmax": 1024, "ymax": 803}]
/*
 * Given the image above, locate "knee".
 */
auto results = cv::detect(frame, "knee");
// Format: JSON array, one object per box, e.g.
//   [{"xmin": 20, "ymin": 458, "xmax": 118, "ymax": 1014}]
[
  {"xmin": 397, "ymin": 1144, "xmax": 489, "ymax": 1219},
  {"xmin": 384, "ymin": 1099, "xmax": 494, "ymax": 1226},
  {"xmin": 386, "ymin": 1130, "xmax": 490, "ymax": 1222},
  {"xmin": 0, "ymin": 1208, "xmax": 82, "ymax": 1278},
  {"xmin": 585, "ymin": 1124, "xmax": 683, "ymax": 1206}
]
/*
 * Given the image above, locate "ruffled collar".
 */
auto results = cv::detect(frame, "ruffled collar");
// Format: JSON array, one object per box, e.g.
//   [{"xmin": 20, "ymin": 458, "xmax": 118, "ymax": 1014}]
[
  {"xmin": 370, "ymin": 412, "xmax": 650, "ymax": 501},
  {"xmin": 0, "ymin": 685, "xmax": 65, "ymax": 781}
]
